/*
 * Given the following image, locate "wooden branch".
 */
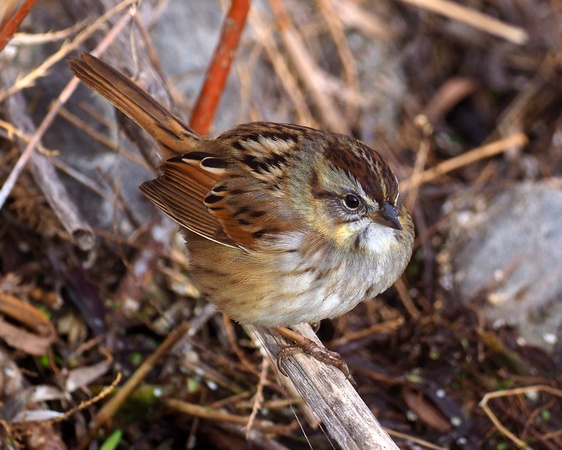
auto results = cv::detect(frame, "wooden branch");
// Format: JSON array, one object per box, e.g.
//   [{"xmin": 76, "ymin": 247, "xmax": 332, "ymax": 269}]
[
  {"xmin": 1, "ymin": 59, "xmax": 95, "ymax": 251},
  {"xmin": 77, "ymin": 322, "xmax": 190, "ymax": 449},
  {"xmin": 62, "ymin": 0, "xmax": 182, "ymax": 320},
  {"xmin": 0, "ymin": 0, "xmax": 136, "ymax": 215},
  {"xmin": 245, "ymin": 324, "xmax": 399, "ymax": 449},
  {"xmin": 400, "ymin": 0, "xmax": 528, "ymax": 44},
  {"xmin": 268, "ymin": 0, "xmax": 349, "ymax": 134},
  {"xmin": 401, "ymin": 132, "xmax": 528, "ymax": 191}
]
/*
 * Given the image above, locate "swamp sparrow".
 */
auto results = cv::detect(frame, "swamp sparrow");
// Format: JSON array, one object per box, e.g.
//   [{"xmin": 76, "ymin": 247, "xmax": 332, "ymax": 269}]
[{"xmin": 69, "ymin": 53, "xmax": 414, "ymax": 373}]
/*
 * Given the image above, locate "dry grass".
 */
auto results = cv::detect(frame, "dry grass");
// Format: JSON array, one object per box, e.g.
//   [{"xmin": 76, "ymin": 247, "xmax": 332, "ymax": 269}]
[{"xmin": 0, "ymin": 0, "xmax": 561, "ymax": 448}]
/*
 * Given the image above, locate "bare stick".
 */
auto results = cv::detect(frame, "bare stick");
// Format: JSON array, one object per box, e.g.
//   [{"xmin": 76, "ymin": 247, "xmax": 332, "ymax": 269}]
[
  {"xmin": 250, "ymin": 13, "xmax": 316, "ymax": 127},
  {"xmin": 268, "ymin": 0, "xmax": 349, "ymax": 134},
  {"xmin": 76, "ymin": 322, "xmax": 190, "ymax": 450},
  {"xmin": 1, "ymin": 63, "xmax": 96, "ymax": 249},
  {"xmin": 400, "ymin": 0, "xmax": 528, "ymax": 44},
  {"xmin": 0, "ymin": 5, "xmax": 135, "ymax": 211},
  {"xmin": 479, "ymin": 385, "xmax": 562, "ymax": 449},
  {"xmin": 0, "ymin": 0, "xmax": 136, "ymax": 103},
  {"xmin": 246, "ymin": 324, "xmax": 399, "ymax": 449},
  {"xmin": 401, "ymin": 132, "xmax": 528, "ymax": 191},
  {"xmin": 164, "ymin": 397, "xmax": 296, "ymax": 435}
]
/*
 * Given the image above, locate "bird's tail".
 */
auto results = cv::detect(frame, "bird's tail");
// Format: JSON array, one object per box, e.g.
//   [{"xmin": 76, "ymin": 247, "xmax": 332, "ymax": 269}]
[{"xmin": 68, "ymin": 52, "xmax": 203, "ymax": 159}]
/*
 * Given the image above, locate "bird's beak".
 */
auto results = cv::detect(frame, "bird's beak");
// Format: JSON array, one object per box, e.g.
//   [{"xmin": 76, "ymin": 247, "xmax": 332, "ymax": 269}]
[{"xmin": 369, "ymin": 203, "xmax": 402, "ymax": 230}]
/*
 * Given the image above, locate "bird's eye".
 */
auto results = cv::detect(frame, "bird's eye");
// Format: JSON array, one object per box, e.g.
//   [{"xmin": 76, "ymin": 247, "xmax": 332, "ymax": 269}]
[{"xmin": 343, "ymin": 194, "xmax": 361, "ymax": 210}]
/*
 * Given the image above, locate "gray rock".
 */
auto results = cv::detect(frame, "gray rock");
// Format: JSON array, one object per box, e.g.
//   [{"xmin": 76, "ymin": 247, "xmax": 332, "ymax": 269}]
[{"xmin": 439, "ymin": 182, "xmax": 562, "ymax": 351}]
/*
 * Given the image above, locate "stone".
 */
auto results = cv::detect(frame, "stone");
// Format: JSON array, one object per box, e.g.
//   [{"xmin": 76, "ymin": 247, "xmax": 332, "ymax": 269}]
[{"xmin": 439, "ymin": 182, "xmax": 562, "ymax": 352}]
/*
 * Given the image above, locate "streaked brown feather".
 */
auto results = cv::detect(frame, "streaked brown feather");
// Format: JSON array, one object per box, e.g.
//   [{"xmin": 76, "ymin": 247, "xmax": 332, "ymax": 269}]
[
  {"xmin": 70, "ymin": 54, "xmax": 302, "ymax": 250},
  {"xmin": 142, "ymin": 165, "xmax": 266, "ymax": 249},
  {"xmin": 68, "ymin": 53, "xmax": 203, "ymax": 159},
  {"xmin": 140, "ymin": 153, "xmax": 238, "ymax": 248}
]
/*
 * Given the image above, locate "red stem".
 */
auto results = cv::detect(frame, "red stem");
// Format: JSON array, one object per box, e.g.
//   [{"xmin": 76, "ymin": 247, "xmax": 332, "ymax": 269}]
[
  {"xmin": 0, "ymin": 0, "xmax": 39, "ymax": 54},
  {"xmin": 190, "ymin": 0, "xmax": 250, "ymax": 135}
]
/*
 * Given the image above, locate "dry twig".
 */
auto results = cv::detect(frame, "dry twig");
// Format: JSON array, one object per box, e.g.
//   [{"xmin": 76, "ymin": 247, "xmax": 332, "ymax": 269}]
[
  {"xmin": 480, "ymin": 385, "xmax": 562, "ymax": 449},
  {"xmin": 76, "ymin": 322, "xmax": 189, "ymax": 450},
  {"xmin": 402, "ymin": 132, "xmax": 528, "ymax": 191},
  {"xmin": 0, "ymin": 3, "xmax": 136, "ymax": 213},
  {"xmin": 400, "ymin": 0, "xmax": 528, "ymax": 44},
  {"xmin": 268, "ymin": 0, "xmax": 349, "ymax": 133}
]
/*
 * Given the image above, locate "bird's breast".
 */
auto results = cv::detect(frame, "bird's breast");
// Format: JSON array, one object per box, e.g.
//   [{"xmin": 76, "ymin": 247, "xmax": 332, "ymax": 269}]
[{"xmin": 186, "ymin": 230, "xmax": 397, "ymax": 326}]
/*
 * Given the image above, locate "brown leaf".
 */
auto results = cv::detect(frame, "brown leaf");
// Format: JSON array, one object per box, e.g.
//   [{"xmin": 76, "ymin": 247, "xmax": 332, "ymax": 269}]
[
  {"xmin": 0, "ymin": 291, "xmax": 56, "ymax": 356},
  {"xmin": 403, "ymin": 388, "xmax": 452, "ymax": 432}
]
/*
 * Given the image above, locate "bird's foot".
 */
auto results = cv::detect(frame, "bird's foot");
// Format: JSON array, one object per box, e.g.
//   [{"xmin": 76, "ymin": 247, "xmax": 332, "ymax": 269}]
[{"xmin": 274, "ymin": 326, "xmax": 354, "ymax": 385}]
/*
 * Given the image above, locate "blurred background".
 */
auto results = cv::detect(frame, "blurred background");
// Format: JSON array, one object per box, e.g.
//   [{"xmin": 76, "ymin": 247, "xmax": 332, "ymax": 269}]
[{"xmin": 0, "ymin": 0, "xmax": 561, "ymax": 448}]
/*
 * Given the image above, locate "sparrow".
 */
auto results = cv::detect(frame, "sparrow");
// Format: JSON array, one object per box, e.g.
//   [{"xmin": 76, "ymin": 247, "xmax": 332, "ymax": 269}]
[{"xmin": 68, "ymin": 53, "xmax": 414, "ymax": 377}]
